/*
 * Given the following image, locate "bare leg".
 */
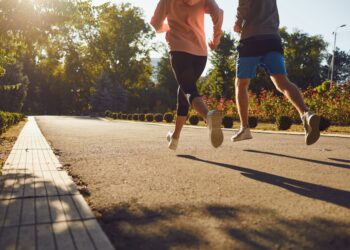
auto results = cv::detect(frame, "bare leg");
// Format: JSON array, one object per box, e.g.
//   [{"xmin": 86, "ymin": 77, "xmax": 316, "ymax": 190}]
[
  {"xmin": 173, "ymin": 96, "xmax": 209, "ymax": 139},
  {"xmin": 235, "ymin": 78, "xmax": 251, "ymax": 127},
  {"xmin": 172, "ymin": 115, "xmax": 187, "ymax": 139},
  {"xmin": 270, "ymin": 74, "xmax": 307, "ymax": 117}
]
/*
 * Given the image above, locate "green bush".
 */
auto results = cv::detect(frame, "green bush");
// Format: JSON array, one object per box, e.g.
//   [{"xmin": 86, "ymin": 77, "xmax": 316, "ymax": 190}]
[
  {"xmin": 127, "ymin": 114, "xmax": 133, "ymax": 120},
  {"xmin": 122, "ymin": 114, "xmax": 128, "ymax": 120},
  {"xmin": 276, "ymin": 116, "xmax": 293, "ymax": 130},
  {"xmin": 105, "ymin": 110, "xmax": 112, "ymax": 118},
  {"xmin": 319, "ymin": 116, "xmax": 331, "ymax": 131},
  {"xmin": 0, "ymin": 112, "xmax": 8, "ymax": 133},
  {"xmin": 146, "ymin": 113, "xmax": 154, "ymax": 122},
  {"xmin": 189, "ymin": 115, "xmax": 199, "ymax": 125},
  {"xmin": 132, "ymin": 114, "xmax": 139, "ymax": 121},
  {"xmin": 248, "ymin": 116, "xmax": 258, "ymax": 128},
  {"xmin": 112, "ymin": 113, "xmax": 118, "ymax": 119},
  {"xmin": 154, "ymin": 113, "xmax": 163, "ymax": 122},
  {"xmin": 0, "ymin": 112, "xmax": 23, "ymax": 134},
  {"xmin": 222, "ymin": 115, "xmax": 233, "ymax": 128},
  {"xmin": 7, "ymin": 113, "xmax": 14, "ymax": 126},
  {"xmin": 163, "ymin": 112, "xmax": 174, "ymax": 123},
  {"xmin": 293, "ymin": 118, "xmax": 302, "ymax": 125},
  {"xmin": 13, "ymin": 113, "xmax": 23, "ymax": 123},
  {"xmin": 139, "ymin": 114, "xmax": 145, "ymax": 121}
]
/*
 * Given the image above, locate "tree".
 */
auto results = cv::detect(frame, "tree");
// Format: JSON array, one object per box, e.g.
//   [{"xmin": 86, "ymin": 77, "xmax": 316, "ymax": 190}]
[
  {"xmin": 0, "ymin": 63, "xmax": 29, "ymax": 112},
  {"xmin": 94, "ymin": 3, "xmax": 154, "ymax": 90},
  {"xmin": 155, "ymin": 50, "xmax": 178, "ymax": 110},
  {"xmin": 201, "ymin": 32, "xmax": 237, "ymax": 99},
  {"xmin": 322, "ymin": 49, "xmax": 350, "ymax": 83},
  {"xmin": 92, "ymin": 72, "xmax": 128, "ymax": 113},
  {"xmin": 280, "ymin": 28, "xmax": 327, "ymax": 88}
]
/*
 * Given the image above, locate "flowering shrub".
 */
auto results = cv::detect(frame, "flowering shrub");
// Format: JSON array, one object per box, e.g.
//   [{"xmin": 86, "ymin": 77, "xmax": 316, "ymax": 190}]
[
  {"xmin": 303, "ymin": 83, "xmax": 350, "ymax": 125},
  {"xmin": 200, "ymin": 83, "xmax": 350, "ymax": 126}
]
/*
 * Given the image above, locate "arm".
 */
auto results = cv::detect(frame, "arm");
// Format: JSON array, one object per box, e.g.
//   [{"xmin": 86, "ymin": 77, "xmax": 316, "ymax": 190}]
[
  {"xmin": 234, "ymin": 0, "xmax": 251, "ymax": 32},
  {"xmin": 150, "ymin": 0, "xmax": 170, "ymax": 33},
  {"xmin": 205, "ymin": 0, "xmax": 224, "ymax": 49}
]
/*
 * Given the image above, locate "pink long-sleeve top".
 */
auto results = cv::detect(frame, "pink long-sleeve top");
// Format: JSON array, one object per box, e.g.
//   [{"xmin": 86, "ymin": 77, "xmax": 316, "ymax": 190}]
[{"xmin": 151, "ymin": 0, "xmax": 224, "ymax": 56}]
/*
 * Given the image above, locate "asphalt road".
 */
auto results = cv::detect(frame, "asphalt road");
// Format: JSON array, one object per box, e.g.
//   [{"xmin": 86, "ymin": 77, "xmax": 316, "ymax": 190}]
[{"xmin": 36, "ymin": 116, "xmax": 350, "ymax": 250}]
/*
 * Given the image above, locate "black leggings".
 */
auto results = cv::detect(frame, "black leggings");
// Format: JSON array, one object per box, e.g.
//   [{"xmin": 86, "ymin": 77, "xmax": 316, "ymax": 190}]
[{"xmin": 170, "ymin": 51, "xmax": 207, "ymax": 116}]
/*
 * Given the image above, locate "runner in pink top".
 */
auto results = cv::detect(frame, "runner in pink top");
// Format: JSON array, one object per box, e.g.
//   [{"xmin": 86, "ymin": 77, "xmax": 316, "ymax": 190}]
[
  {"xmin": 151, "ymin": 0, "xmax": 223, "ymax": 56},
  {"xmin": 151, "ymin": 0, "xmax": 224, "ymax": 150}
]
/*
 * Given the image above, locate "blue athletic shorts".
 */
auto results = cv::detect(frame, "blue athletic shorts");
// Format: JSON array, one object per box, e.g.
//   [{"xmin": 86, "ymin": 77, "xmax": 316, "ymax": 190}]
[{"xmin": 236, "ymin": 51, "xmax": 287, "ymax": 79}]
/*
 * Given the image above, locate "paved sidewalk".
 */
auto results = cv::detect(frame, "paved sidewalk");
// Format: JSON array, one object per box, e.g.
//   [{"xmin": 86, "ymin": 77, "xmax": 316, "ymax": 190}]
[{"xmin": 0, "ymin": 117, "xmax": 114, "ymax": 250}]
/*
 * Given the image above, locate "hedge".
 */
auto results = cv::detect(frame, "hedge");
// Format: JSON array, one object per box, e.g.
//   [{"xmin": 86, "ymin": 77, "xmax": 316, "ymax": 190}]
[{"xmin": 0, "ymin": 112, "xmax": 24, "ymax": 135}]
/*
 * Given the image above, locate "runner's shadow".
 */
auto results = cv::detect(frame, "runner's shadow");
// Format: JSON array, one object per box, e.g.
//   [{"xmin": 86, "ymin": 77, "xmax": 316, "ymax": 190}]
[
  {"xmin": 177, "ymin": 155, "xmax": 350, "ymax": 209},
  {"xmin": 329, "ymin": 158, "xmax": 350, "ymax": 164},
  {"xmin": 244, "ymin": 149, "xmax": 350, "ymax": 170}
]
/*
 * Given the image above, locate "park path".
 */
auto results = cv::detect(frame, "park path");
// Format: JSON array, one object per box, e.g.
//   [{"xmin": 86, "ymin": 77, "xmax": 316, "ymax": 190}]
[
  {"xmin": 0, "ymin": 117, "xmax": 114, "ymax": 250},
  {"xmin": 35, "ymin": 116, "xmax": 350, "ymax": 250}
]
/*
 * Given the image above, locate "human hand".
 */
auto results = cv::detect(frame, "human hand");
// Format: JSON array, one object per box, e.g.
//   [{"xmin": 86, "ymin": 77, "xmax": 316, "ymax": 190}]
[
  {"xmin": 233, "ymin": 22, "xmax": 241, "ymax": 33},
  {"xmin": 208, "ymin": 40, "xmax": 218, "ymax": 50}
]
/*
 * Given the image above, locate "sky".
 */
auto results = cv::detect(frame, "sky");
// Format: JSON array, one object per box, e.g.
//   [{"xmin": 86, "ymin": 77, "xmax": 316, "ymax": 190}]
[{"xmin": 92, "ymin": 0, "xmax": 350, "ymax": 72}]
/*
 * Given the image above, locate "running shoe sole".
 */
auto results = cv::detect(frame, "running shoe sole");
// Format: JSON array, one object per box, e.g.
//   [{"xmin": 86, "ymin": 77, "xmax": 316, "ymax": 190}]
[
  {"xmin": 306, "ymin": 114, "xmax": 320, "ymax": 145},
  {"xmin": 207, "ymin": 110, "xmax": 224, "ymax": 148}
]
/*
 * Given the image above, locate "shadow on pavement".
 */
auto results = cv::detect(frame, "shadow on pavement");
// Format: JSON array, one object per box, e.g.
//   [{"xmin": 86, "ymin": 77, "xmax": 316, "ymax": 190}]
[
  {"xmin": 98, "ymin": 203, "xmax": 350, "ymax": 250},
  {"xmin": 329, "ymin": 158, "xmax": 350, "ymax": 164},
  {"xmin": 0, "ymin": 172, "xmax": 91, "ymax": 249},
  {"xmin": 244, "ymin": 149, "xmax": 350, "ymax": 170},
  {"xmin": 177, "ymin": 155, "xmax": 350, "ymax": 209},
  {"xmin": 98, "ymin": 204, "xmax": 202, "ymax": 250}
]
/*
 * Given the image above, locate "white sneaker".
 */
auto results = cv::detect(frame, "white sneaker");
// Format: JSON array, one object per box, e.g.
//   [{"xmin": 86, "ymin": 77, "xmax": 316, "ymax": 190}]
[
  {"xmin": 166, "ymin": 131, "xmax": 178, "ymax": 150},
  {"xmin": 207, "ymin": 110, "xmax": 223, "ymax": 148},
  {"xmin": 301, "ymin": 111, "xmax": 320, "ymax": 145},
  {"xmin": 231, "ymin": 127, "xmax": 253, "ymax": 142}
]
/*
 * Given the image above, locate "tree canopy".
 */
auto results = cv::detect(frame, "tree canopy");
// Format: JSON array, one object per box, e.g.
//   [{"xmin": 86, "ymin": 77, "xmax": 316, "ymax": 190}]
[{"xmin": 0, "ymin": 2, "xmax": 349, "ymax": 114}]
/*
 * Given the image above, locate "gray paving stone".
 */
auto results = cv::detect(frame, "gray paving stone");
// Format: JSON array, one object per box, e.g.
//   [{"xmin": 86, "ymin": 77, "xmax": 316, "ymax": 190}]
[
  {"xmin": 72, "ymin": 195, "xmax": 95, "ymax": 220},
  {"xmin": 68, "ymin": 221, "xmax": 95, "ymax": 250},
  {"xmin": 60, "ymin": 196, "xmax": 81, "ymax": 221},
  {"xmin": 4, "ymin": 198, "xmax": 22, "ymax": 227},
  {"xmin": 0, "ymin": 226, "xmax": 18, "ymax": 250},
  {"xmin": 1, "ymin": 117, "xmax": 114, "ymax": 250},
  {"xmin": 21, "ymin": 198, "xmax": 35, "ymax": 225},
  {"xmin": 37, "ymin": 224, "xmax": 56, "ymax": 250},
  {"xmin": 52, "ymin": 221, "xmax": 76, "ymax": 250},
  {"xmin": 35, "ymin": 197, "xmax": 51, "ymax": 224},
  {"xmin": 0, "ymin": 199, "xmax": 10, "ymax": 226},
  {"xmin": 17, "ymin": 225, "xmax": 36, "ymax": 250},
  {"xmin": 84, "ymin": 219, "xmax": 115, "ymax": 250}
]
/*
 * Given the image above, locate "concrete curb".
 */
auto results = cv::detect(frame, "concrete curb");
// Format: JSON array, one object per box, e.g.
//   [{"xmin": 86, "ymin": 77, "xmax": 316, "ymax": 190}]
[{"xmin": 102, "ymin": 118, "xmax": 350, "ymax": 139}]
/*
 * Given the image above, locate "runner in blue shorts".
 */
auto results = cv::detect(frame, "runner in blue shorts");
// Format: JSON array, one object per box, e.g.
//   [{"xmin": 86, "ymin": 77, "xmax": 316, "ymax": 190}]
[{"xmin": 232, "ymin": 0, "xmax": 320, "ymax": 145}]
